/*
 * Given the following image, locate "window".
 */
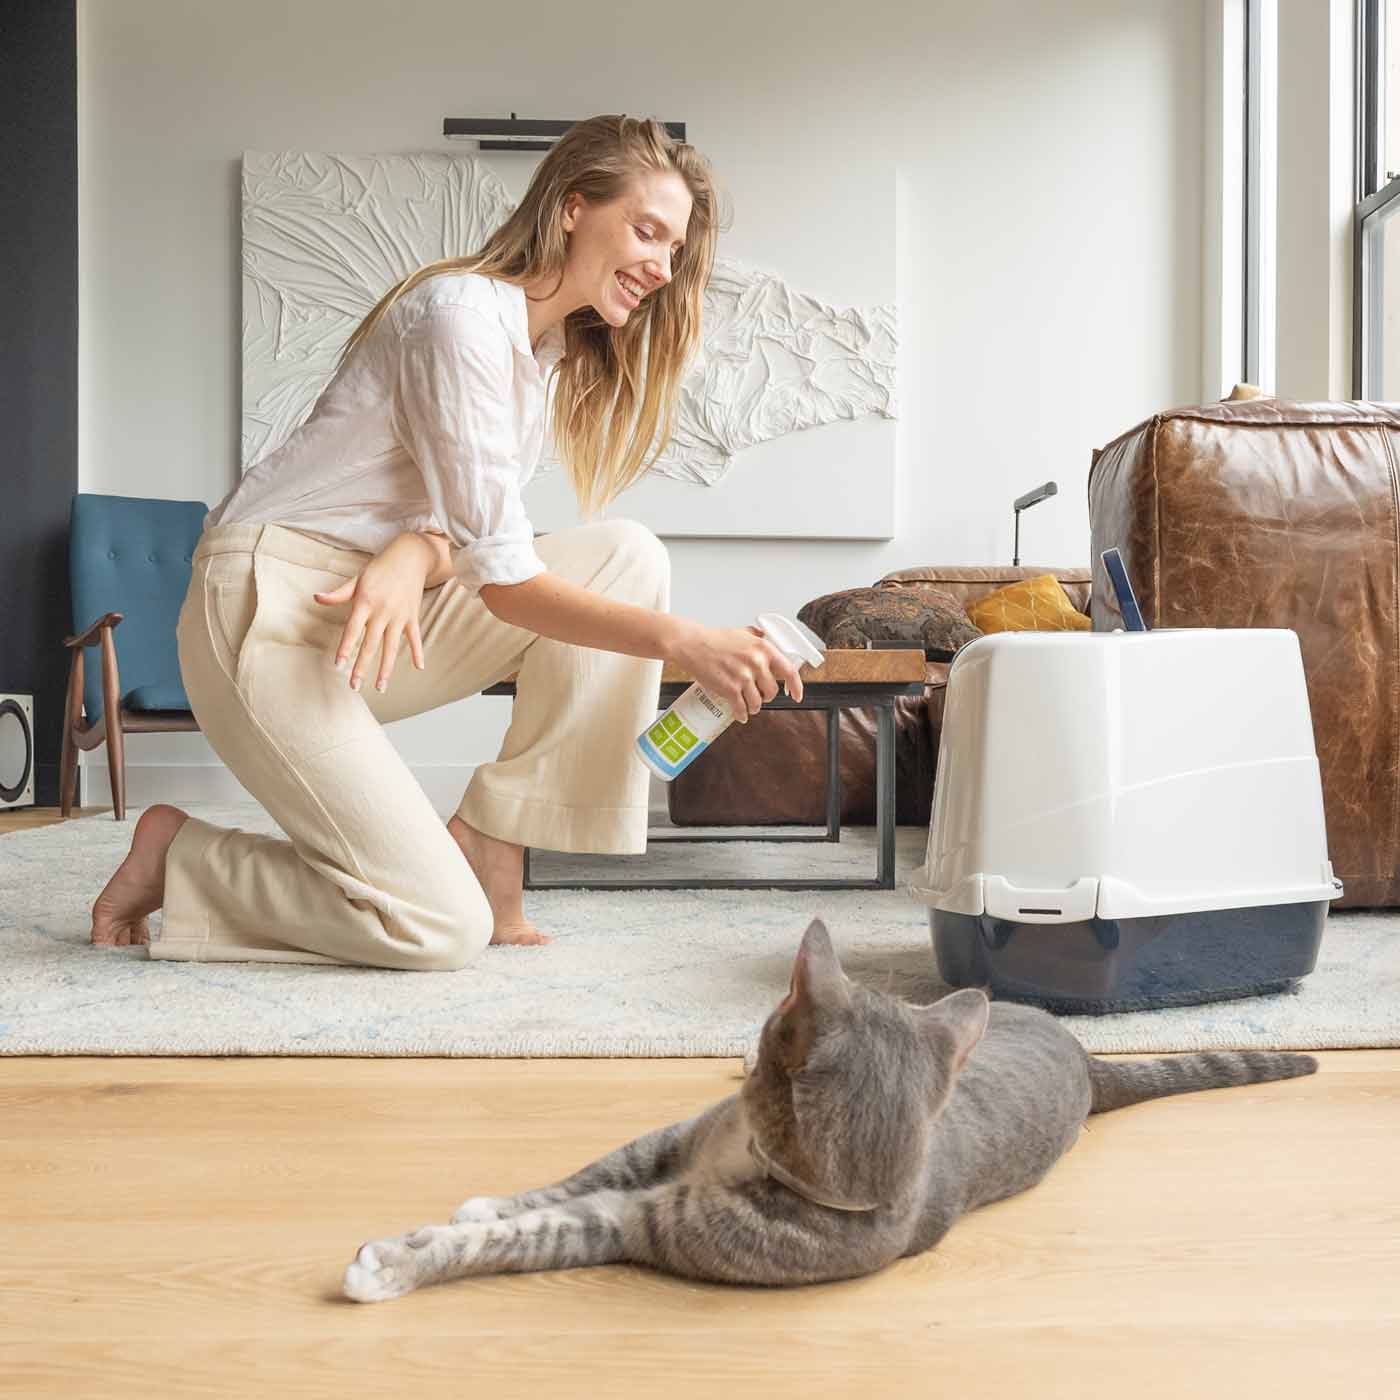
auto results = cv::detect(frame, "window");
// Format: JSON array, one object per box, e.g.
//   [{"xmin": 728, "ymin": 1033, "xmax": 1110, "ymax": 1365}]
[
  {"xmin": 1355, "ymin": 0, "xmax": 1400, "ymax": 396},
  {"xmin": 1246, "ymin": 0, "xmax": 1277, "ymax": 391}
]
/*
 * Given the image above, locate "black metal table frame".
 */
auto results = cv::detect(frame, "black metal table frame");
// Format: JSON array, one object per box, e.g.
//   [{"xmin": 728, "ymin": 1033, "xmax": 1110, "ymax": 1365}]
[{"xmin": 511, "ymin": 680, "xmax": 922, "ymax": 892}]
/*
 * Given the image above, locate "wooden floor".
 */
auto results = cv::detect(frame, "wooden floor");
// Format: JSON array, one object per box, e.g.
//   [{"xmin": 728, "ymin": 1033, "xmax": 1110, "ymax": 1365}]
[{"xmin": 4, "ymin": 809, "xmax": 1399, "ymax": 1398}]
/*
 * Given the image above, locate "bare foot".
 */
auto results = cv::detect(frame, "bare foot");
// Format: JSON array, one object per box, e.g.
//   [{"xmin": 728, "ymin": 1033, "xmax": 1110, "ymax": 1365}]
[
  {"xmin": 446, "ymin": 815, "xmax": 551, "ymax": 946},
  {"xmin": 90, "ymin": 804, "xmax": 190, "ymax": 948}
]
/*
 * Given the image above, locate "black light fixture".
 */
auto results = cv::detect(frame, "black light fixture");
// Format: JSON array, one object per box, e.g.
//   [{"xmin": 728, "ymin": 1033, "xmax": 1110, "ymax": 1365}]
[
  {"xmin": 1012, "ymin": 480, "xmax": 1057, "ymax": 566},
  {"xmin": 443, "ymin": 114, "xmax": 687, "ymax": 152}
]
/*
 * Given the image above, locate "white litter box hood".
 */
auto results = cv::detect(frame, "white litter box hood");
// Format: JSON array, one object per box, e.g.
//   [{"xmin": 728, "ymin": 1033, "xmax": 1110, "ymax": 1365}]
[{"xmin": 907, "ymin": 629, "xmax": 1340, "ymax": 924}]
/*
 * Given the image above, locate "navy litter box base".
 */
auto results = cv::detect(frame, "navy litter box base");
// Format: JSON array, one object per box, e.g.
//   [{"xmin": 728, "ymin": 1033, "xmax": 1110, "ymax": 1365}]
[{"xmin": 930, "ymin": 900, "xmax": 1328, "ymax": 1014}]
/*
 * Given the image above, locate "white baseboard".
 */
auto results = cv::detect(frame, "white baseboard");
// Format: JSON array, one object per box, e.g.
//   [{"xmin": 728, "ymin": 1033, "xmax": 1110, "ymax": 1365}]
[{"xmin": 79, "ymin": 762, "xmax": 672, "ymax": 821}]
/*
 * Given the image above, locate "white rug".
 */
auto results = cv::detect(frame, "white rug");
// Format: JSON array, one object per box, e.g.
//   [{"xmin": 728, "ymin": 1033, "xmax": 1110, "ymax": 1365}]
[{"xmin": 2, "ymin": 804, "xmax": 1397, "ymax": 1056}]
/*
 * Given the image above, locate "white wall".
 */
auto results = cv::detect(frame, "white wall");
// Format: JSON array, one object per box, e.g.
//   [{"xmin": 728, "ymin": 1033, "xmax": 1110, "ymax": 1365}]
[{"xmin": 76, "ymin": 0, "xmax": 1206, "ymax": 804}]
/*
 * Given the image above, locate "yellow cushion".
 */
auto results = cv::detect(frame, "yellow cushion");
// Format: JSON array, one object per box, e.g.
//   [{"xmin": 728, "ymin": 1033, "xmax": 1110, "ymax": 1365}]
[{"xmin": 966, "ymin": 575, "xmax": 1092, "ymax": 634}]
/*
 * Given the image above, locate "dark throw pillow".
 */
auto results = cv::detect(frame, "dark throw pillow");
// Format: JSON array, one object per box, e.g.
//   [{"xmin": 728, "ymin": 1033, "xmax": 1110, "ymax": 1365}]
[{"xmin": 797, "ymin": 586, "xmax": 982, "ymax": 661}]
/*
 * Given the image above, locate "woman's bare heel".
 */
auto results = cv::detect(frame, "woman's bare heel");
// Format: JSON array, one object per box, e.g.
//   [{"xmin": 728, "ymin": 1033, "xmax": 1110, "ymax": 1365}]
[{"xmin": 90, "ymin": 804, "xmax": 190, "ymax": 947}]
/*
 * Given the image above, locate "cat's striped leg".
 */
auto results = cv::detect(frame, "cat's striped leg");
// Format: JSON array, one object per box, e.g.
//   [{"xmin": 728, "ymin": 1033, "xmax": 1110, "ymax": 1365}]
[
  {"xmin": 618, "ymin": 1180, "xmax": 894, "ymax": 1287},
  {"xmin": 345, "ymin": 1177, "xmax": 888, "ymax": 1299},
  {"xmin": 450, "ymin": 1113, "xmax": 704, "ymax": 1224},
  {"xmin": 344, "ymin": 1192, "xmax": 631, "ymax": 1302}
]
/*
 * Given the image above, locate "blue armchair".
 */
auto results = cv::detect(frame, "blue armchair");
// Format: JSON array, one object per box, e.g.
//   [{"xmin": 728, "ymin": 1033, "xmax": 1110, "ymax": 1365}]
[{"xmin": 60, "ymin": 493, "xmax": 207, "ymax": 820}]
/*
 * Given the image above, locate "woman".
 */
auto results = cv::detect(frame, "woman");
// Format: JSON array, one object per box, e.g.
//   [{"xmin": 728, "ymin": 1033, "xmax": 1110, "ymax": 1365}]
[{"xmin": 90, "ymin": 115, "xmax": 802, "ymax": 969}]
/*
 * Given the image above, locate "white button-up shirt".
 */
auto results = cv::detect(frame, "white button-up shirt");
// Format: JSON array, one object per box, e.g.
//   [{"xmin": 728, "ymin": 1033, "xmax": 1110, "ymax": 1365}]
[{"xmin": 207, "ymin": 273, "xmax": 566, "ymax": 594}]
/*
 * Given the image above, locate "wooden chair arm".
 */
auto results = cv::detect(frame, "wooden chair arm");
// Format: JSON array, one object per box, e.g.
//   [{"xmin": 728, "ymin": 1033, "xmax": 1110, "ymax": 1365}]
[
  {"xmin": 62, "ymin": 613, "xmax": 125, "ymax": 740},
  {"xmin": 64, "ymin": 612, "xmax": 124, "ymax": 649}
]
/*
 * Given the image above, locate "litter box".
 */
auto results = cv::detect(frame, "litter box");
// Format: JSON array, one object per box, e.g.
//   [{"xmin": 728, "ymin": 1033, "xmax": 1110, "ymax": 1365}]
[{"xmin": 906, "ymin": 627, "xmax": 1342, "ymax": 1012}]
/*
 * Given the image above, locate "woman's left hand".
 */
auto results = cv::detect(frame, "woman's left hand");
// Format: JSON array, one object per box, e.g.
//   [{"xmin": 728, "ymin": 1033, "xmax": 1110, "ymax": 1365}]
[{"xmin": 312, "ymin": 533, "xmax": 434, "ymax": 692}]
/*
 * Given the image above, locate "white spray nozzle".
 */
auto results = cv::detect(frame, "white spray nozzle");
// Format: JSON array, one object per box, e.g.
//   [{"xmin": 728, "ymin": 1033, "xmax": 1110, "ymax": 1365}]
[{"xmin": 754, "ymin": 613, "xmax": 826, "ymax": 670}]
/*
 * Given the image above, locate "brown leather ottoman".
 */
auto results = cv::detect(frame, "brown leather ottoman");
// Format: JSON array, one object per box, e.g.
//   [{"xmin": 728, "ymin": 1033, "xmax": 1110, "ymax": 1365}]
[{"xmin": 1088, "ymin": 398, "xmax": 1400, "ymax": 908}]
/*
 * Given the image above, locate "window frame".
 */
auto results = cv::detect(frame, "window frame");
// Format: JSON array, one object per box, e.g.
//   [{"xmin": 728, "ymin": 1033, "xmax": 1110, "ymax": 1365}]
[
  {"xmin": 1245, "ymin": 0, "xmax": 1277, "ymax": 391},
  {"xmin": 1354, "ymin": 0, "xmax": 1400, "ymax": 396}
]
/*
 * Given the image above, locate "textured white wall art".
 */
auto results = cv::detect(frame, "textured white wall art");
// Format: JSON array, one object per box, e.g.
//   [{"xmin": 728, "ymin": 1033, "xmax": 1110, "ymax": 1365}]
[
  {"xmin": 241, "ymin": 150, "xmax": 514, "ymax": 467},
  {"xmin": 242, "ymin": 149, "xmax": 897, "ymax": 538},
  {"xmin": 534, "ymin": 257, "xmax": 896, "ymax": 486}
]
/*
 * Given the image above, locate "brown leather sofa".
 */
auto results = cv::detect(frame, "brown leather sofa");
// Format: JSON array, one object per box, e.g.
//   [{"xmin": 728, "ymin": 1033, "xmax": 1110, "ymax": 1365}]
[
  {"xmin": 1088, "ymin": 398, "xmax": 1400, "ymax": 909},
  {"xmin": 666, "ymin": 566, "xmax": 1091, "ymax": 830}
]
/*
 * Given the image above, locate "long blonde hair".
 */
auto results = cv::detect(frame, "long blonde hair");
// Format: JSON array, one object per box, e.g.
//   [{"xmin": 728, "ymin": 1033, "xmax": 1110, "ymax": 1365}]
[{"xmin": 335, "ymin": 115, "xmax": 725, "ymax": 515}]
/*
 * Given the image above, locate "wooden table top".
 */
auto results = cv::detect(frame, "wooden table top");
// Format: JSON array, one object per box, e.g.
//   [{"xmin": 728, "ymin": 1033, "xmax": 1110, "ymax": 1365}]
[
  {"xmin": 487, "ymin": 649, "xmax": 928, "ymax": 691},
  {"xmin": 660, "ymin": 648, "xmax": 926, "ymax": 685}
]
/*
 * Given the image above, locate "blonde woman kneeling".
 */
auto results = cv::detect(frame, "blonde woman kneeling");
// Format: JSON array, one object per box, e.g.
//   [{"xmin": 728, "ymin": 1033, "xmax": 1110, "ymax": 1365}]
[{"xmin": 90, "ymin": 115, "xmax": 802, "ymax": 970}]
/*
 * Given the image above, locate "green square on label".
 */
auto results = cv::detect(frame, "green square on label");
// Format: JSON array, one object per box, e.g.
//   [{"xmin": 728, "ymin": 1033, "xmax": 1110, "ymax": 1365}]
[
  {"xmin": 660, "ymin": 738, "xmax": 685, "ymax": 762},
  {"xmin": 648, "ymin": 723, "xmax": 668, "ymax": 745},
  {"xmin": 661, "ymin": 712, "xmax": 682, "ymax": 734},
  {"xmin": 675, "ymin": 726, "xmax": 697, "ymax": 750}
]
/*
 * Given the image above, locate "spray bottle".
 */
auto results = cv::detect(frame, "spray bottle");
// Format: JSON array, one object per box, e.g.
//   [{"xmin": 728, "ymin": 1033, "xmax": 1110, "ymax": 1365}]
[{"xmin": 636, "ymin": 613, "xmax": 826, "ymax": 781}]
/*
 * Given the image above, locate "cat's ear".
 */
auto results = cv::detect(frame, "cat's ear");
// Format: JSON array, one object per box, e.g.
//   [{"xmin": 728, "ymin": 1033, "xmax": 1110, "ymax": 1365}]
[
  {"xmin": 919, "ymin": 988, "xmax": 990, "ymax": 1076},
  {"xmin": 784, "ymin": 918, "xmax": 850, "ymax": 1012}
]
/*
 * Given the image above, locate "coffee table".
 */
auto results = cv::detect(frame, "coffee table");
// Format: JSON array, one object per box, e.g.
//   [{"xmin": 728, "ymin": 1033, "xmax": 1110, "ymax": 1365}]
[{"xmin": 484, "ymin": 649, "xmax": 927, "ymax": 891}]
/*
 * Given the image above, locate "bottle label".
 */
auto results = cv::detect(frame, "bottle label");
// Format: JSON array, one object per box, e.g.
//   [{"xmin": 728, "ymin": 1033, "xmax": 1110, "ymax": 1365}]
[{"xmin": 635, "ymin": 684, "xmax": 732, "ymax": 780}]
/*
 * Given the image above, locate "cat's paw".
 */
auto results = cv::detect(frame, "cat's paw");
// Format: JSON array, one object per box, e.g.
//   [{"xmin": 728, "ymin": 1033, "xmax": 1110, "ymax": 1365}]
[
  {"xmin": 342, "ymin": 1225, "xmax": 446, "ymax": 1303},
  {"xmin": 741, "ymin": 1044, "xmax": 759, "ymax": 1077},
  {"xmin": 451, "ymin": 1195, "xmax": 506, "ymax": 1224}
]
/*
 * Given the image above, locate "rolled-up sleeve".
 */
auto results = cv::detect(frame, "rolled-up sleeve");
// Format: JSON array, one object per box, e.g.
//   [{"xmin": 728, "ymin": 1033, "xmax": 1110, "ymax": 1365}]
[{"xmin": 392, "ymin": 302, "xmax": 547, "ymax": 594}]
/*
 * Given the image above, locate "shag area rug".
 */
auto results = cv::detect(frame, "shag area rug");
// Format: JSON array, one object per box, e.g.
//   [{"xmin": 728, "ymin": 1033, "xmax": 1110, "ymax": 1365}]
[{"xmin": 2, "ymin": 805, "xmax": 1397, "ymax": 1056}]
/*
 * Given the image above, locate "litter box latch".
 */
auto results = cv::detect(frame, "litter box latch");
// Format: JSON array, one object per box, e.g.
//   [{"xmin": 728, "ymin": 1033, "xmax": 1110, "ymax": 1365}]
[{"xmin": 981, "ymin": 876, "xmax": 1099, "ymax": 924}]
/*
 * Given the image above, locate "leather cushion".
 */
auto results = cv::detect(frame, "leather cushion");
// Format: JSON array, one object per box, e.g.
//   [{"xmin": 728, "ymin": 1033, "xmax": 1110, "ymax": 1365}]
[
  {"xmin": 797, "ymin": 585, "xmax": 981, "ymax": 660},
  {"xmin": 878, "ymin": 565, "xmax": 1092, "ymax": 613}
]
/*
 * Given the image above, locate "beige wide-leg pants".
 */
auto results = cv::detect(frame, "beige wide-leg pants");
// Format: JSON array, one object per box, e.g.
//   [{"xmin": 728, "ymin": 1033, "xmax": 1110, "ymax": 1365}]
[{"xmin": 157, "ymin": 518, "xmax": 668, "ymax": 970}]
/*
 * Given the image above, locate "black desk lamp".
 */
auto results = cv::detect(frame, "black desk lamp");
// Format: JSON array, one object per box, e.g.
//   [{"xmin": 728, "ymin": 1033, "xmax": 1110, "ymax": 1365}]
[{"xmin": 1012, "ymin": 481, "xmax": 1057, "ymax": 566}]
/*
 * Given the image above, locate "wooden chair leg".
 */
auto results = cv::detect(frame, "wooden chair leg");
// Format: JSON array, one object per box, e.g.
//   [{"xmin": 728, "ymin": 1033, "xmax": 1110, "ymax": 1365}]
[
  {"xmin": 106, "ymin": 719, "xmax": 126, "ymax": 821},
  {"xmin": 99, "ymin": 628, "xmax": 126, "ymax": 821},
  {"xmin": 58, "ymin": 730, "xmax": 76, "ymax": 818},
  {"xmin": 59, "ymin": 648, "xmax": 83, "ymax": 818}
]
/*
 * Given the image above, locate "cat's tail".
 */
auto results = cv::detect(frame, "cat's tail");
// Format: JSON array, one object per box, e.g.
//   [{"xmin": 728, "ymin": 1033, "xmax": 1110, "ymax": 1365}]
[{"xmin": 1087, "ymin": 1050, "xmax": 1318, "ymax": 1114}]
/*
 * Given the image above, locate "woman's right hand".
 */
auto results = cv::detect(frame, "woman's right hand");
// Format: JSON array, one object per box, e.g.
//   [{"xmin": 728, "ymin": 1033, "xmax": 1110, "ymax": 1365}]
[
  {"xmin": 312, "ymin": 532, "xmax": 434, "ymax": 692},
  {"xmin": 669, "ymin": 621, "xmax": 805, "ymax": 722}
]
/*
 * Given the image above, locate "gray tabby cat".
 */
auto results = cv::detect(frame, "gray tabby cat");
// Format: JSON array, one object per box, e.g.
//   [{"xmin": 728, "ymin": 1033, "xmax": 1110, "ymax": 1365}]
[{"xmin": 343, "ymin": 918, "xmax": 1315, "ymax": 1301}]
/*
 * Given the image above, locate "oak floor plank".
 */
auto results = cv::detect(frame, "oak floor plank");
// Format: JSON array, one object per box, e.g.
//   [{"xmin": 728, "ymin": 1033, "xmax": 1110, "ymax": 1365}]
[
  {"xmin": 1, "ymin": 1054, "xmax": 1397, "ymax": 1399},
  {"xmin": 2, "ymin": 1326, "xmax": 1396, "ymax": 1400}
]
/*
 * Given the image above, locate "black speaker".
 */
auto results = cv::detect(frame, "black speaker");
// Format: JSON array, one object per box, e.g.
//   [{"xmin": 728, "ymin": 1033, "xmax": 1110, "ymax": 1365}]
[{"xmin": 0, "ymin": 694, "xmax": 35, "ymax": 809}]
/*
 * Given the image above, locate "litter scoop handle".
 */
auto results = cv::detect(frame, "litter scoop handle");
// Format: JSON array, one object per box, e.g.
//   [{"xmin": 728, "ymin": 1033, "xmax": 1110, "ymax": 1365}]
[{"xmin": 1100, "ymin": 548, "xmax": 1148, "ymax": 632}]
